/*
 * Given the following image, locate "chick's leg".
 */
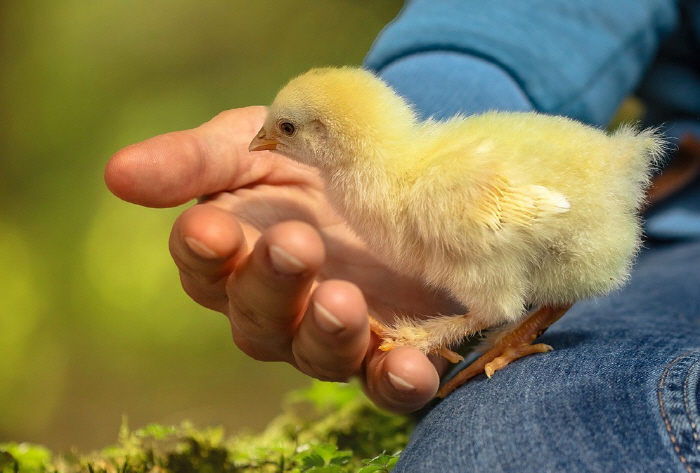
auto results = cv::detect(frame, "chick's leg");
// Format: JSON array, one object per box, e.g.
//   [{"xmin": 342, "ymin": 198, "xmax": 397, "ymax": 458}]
[
  {"xmin": 367, "ymin": 313, "xmax": 486, "ymax": 363},
  {"xmin": 436, "ymin": 304, "xmax": 571, "ymax": 398}
]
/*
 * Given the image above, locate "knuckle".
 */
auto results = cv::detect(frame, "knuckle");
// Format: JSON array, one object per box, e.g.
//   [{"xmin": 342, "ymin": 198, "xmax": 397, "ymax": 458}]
[
  {"xmin": 292, "ymin": 348, "xmax": 358, "ymax": 382},
  {"xmin": 228, "ymin": 289, "xmax": 280, "ymax": 335},
  {"xmin": 231, "ymin": 331, "xmax": 283, "ymax": 362},
  {"xmin": 171, "ymin": 247, "xmax": 227, "ymax": 287},
  {"xmin": 228, "ymin": 292, "xmax": 293, "ymax": 362},
  {"xmin": 179, "ymin": 272, "xmax": 228, "ymax": 312}
]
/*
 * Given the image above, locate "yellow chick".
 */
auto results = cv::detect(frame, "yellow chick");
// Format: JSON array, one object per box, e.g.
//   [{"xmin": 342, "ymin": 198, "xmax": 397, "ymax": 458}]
[{"xmin": 249, "ymin": 67, "xmax": 664, "ymax": 397}]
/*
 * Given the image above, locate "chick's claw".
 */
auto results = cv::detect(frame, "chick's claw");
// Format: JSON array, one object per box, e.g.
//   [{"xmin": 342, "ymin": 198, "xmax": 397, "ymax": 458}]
[
  {"xmin": 366, "ymin": 314, "xmax": 408, "ymax": 352},
  {"xmin": 436, "ymin": 340, "xmax": 554, "ymax": 398},
  {"xmin": 368, "ymin": 314, "xmax": 390, "ymax": 338},
  {"xmin": 437, "ymin": 347, "xmax": 465, "ymax": 364},
  {"xmin": 436, "ymin": 304, "xmax": 571, "ymax": 398},
  {"xmin": 484, "ymin": 342, "xmax": 553, "ymax": 378}
]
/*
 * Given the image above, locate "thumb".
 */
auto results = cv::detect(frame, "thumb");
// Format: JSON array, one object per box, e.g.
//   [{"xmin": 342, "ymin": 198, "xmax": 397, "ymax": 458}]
[{"xmin": 104, "ymin": 106, "xmax": 267, "ymax": 208}]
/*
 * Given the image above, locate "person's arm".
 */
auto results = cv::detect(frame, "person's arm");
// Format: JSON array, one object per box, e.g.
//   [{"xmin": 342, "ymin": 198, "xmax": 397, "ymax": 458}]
[{"xmin": 365, "ymin": 0, "xmax": 677, "ymax": 125}]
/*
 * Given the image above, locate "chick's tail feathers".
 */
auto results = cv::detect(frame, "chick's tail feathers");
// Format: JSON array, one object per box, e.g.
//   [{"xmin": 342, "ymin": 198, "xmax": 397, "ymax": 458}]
[
  {"xmin": 611, "ymin": 124, "xmax": 667, "ymax": 208},
  {"xmin": 648, "ymin": 134, "xmax": 700, "ymax": 205}
]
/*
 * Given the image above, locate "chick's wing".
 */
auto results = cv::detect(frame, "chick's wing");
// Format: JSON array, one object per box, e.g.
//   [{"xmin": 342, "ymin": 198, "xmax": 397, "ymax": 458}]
[{"xmin": 473, "ymin": 176, "xmax": 571, "ymax": 231}]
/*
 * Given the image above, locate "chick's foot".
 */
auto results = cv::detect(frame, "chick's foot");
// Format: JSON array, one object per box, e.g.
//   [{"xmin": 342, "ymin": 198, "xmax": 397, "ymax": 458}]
[
  {"xmin": 436, "ymin": 304, "xmax": 571, "ymax": 398},
  {"xmin": 368, "ymin": 314, "xmax": 390, "ymax": 338}
]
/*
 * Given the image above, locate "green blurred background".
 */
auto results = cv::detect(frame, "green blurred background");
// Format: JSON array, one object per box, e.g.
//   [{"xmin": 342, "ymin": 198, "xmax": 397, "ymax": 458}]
[{"xmin": 0, "ymin": 1, "xmax": 402, "ymax": 452}]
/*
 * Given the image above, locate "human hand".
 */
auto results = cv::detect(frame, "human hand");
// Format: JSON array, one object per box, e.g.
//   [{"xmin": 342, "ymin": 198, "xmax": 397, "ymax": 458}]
[{"xmin": 104, "ymin": 106, "xmax": 463, "ymax": 413}]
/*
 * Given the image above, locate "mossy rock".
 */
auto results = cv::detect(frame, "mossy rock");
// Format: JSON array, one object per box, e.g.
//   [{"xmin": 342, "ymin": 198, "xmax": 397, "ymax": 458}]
[{"xmin": 0, "ymin": 381, "xmax": 412, "ymax": 473}]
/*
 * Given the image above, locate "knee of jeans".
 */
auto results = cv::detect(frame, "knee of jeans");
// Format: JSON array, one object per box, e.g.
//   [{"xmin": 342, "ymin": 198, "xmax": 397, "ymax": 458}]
[{"xmin": 393, "ymin": 342, "xmax": 700, "ymax": 472}]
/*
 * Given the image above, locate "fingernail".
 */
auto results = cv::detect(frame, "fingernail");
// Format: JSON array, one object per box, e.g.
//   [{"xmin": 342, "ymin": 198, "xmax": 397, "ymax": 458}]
[
  {"xmin": 313, "ymin": 302, "xmax": 345, "ymax": 333},
  {"xmin": 388, "ymin": 372, "xmax": 416, "ymax": 392},
  {"xmin": 184, "ymin": 236, "xmax": 219, "ymax": 259},
  {"xmin": 269, "ymin": 244, "xmax": 307, "ymax": 275}
]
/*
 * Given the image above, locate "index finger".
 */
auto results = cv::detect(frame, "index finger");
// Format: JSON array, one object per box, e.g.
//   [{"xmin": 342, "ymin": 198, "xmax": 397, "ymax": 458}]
[{"xmin": 104, "ymin": 106, "xmax": 267, "ymax": 208}]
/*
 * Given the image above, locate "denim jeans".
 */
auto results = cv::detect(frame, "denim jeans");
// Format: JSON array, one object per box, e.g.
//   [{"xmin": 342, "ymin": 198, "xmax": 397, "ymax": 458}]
[{"xmin": 365, "ymin": 0, "xmax": 700, "ymax": 470}]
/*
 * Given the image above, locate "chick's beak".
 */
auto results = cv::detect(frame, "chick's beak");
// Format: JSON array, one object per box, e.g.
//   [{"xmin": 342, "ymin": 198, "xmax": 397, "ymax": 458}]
[{"xmin": 249, "ymin": 127, "xmax": 280, "ymax": 152}]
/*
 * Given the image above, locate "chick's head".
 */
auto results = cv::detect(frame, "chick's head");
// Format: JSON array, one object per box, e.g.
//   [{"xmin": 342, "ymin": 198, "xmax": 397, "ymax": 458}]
[{"xmin": 249, "ymin": 67, "xmax": 417, "ymax": 171}]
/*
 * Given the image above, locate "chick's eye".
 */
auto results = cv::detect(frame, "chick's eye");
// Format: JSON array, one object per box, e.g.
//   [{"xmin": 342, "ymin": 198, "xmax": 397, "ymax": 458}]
[{"xmin": 279, "ymin": 122, "xmax": 296, "ymax": 136}]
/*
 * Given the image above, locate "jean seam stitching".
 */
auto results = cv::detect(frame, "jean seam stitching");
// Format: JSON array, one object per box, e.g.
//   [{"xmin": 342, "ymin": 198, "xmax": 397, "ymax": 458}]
[
  {"xmin": 683, "ymin": 358, "xmax": 700, "ymax": 463},
  {"xmin": 658, "ymin": 351, "xmax": 699, "ymax": 473}
]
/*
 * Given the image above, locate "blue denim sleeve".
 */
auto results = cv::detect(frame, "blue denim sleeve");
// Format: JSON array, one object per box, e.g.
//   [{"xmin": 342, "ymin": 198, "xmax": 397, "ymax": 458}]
[
  {"xmin": 364, "ymin": 0, "xmax": 679, "ymax": 126},
  {"xmin": 367, "ymin": 51, "xmax": 534, "ymax": 120}
]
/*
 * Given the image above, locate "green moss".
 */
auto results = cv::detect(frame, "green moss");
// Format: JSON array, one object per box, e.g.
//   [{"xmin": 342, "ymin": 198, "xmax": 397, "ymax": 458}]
[{"xmin": 0, "ymin": 381, "xmax": 412, "ymax": 473}]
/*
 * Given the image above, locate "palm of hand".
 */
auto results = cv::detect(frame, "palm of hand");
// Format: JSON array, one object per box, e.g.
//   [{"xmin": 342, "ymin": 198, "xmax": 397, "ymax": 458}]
[{"xmin": 106, "ymin": 106, "xmax": 449, "ymax": 413}]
